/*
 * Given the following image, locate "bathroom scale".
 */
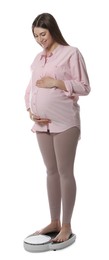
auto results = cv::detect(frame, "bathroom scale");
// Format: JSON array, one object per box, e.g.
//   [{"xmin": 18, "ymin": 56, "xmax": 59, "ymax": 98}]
[{"xmin": 24, "ymin": 232, "xmax": 76, "ymax": 252}]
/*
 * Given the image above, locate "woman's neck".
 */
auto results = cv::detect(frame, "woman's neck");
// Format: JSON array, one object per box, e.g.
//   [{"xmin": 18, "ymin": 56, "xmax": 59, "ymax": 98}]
[{"xmin": 45, "ymin": 42, "xmax": 59, "ymax": 56}]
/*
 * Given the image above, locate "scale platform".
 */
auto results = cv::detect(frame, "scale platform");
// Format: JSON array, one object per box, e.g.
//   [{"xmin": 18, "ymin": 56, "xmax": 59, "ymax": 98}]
[{"xmin": 24, "ymin": 232, "xmax": 76, "ymax": 252}]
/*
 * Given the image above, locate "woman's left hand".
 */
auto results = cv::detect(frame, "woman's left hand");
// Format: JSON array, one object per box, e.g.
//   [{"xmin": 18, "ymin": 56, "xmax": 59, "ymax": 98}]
[{"xmin": 36, "ymin": 77, "xmax": 56, "ymax": 88}]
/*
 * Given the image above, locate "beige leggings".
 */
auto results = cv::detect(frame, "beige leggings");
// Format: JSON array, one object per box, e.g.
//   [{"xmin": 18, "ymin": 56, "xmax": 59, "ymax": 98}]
[{"xmin": 36, "ymin": 127, "xmax": 80, "ymax": 224}]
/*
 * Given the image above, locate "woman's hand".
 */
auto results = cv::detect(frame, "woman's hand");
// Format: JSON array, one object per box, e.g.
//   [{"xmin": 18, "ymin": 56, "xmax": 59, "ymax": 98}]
[
  {"xmin": 36, "ymin": 77, "xmax": 56, "ymax": 89},
  {"xmin": 36, "ymin": 77, "xmax": 68, "ymax": 91},
  {"xmin": 28, "ymin": 109, "xmax": 51, "ymax": 125},
  {"xmin": 32, "ymin": 116, "xmax": 51, "ymax": 125}
]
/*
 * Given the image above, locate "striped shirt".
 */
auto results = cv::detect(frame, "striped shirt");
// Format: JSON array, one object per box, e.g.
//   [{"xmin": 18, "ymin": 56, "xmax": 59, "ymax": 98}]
[{"xmin": 25, "ymin": 45, "xmax": 90, "ymax": 133}]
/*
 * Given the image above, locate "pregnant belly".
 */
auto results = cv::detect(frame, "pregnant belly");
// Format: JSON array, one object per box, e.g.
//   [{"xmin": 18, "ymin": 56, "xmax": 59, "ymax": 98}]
[{"xmin": 30, "ymin": 88, "xmax": 72, "ymax": 121}]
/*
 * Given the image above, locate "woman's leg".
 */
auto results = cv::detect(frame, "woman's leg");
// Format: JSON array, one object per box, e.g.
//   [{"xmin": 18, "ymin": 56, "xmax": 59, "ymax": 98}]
[
  {"xmin": 53, "ymin": 127, "xmax": 80, "ymax": 241},
  {"xmin": 36, "ymin": 132, "xmax": 61, "ymax": 233}
]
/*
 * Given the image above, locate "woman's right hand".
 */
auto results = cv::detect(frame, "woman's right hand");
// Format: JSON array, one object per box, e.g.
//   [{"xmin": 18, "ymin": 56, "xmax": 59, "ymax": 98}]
[{"xmin": 28, "ymin": 109, "xmax": 51, "ymax": 125}]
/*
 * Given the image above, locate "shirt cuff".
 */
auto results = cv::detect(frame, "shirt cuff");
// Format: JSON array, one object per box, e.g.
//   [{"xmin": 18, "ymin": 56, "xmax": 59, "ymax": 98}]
[{"xmin": 63, "ymin": 80, "xmax": 73, "ymax": 96}]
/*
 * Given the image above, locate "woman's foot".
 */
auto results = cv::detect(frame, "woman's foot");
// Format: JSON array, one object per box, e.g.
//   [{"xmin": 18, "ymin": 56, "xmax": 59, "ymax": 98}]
[
  {"xmin": 52, "ymin": 223, "xmax": 72, "ymax": 243},
  {"xmin": 33, "ymin": 221, "xmax": 61, "ymax": 235}
]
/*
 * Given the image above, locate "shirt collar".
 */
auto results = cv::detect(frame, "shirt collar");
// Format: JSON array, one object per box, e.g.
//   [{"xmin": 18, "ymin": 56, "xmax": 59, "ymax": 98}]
[
  {"xmin": 40, "ymin": 44, "xmax": 62, "ymax": 60},
  {"xmin": 40, "ymin": 52, "xmax": 53, "ymax": 60}
]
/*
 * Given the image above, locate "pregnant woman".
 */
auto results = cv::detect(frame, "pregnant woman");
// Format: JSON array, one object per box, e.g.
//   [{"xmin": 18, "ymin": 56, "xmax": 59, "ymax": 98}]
[{"xmin": 25, "ymin": 13, "xmax": 91, "ymax": 242}]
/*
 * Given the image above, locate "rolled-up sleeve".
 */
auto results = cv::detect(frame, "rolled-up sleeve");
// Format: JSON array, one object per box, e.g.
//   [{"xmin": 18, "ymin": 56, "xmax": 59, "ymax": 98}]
[{"xmin": 64, "ymin": 48, "xmax": 91, "ymax": 97}]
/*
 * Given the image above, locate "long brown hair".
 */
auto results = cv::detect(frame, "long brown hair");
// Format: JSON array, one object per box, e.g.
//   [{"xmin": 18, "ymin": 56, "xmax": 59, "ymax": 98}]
[{"xmin": 32, "ymin": 13, "xmax": 69, "ymax": 46}]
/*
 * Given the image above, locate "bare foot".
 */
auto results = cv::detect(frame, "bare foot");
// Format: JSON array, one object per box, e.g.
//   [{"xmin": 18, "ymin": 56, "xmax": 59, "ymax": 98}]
[
  {"xmin": 52, "ymin": 224, "xmax": 72, "ymax": 242},
  {"xmin": 33, "ymin": 221, "xmax": 61, "ymax": 236}
]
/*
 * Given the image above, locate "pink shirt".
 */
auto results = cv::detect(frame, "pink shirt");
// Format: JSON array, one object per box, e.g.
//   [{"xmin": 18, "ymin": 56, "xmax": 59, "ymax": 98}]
[{"xmin": 25, "ymin": 45, "xmax": 90, "ymax": 133}]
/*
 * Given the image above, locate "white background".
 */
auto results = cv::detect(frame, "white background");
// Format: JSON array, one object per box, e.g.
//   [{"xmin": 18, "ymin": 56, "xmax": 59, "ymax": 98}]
[{"xmin": 0, "ymin": 0, "xmax": 109, "ymax": 259}]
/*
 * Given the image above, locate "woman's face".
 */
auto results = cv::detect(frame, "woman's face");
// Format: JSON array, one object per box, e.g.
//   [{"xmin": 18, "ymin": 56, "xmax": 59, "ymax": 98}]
[{"xmin": 33, "ymin": 27, "xmax": 54, "ymax": 50}]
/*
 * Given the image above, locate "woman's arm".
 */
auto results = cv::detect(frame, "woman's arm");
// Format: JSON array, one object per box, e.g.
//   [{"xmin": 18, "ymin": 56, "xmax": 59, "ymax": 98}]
[
  {"xmin": 36, "ymin": 49, "xmax": 90, "ymax": 96},
  {"xmin": 62, "ymin": 48, "xmax": 91, "ymax": 96}
]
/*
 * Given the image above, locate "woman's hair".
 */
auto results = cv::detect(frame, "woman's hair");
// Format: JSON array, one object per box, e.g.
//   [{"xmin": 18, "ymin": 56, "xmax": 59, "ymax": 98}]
[{"xmin": 32, "ymin": 13, "xmax": 69, "ymax": 46}]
